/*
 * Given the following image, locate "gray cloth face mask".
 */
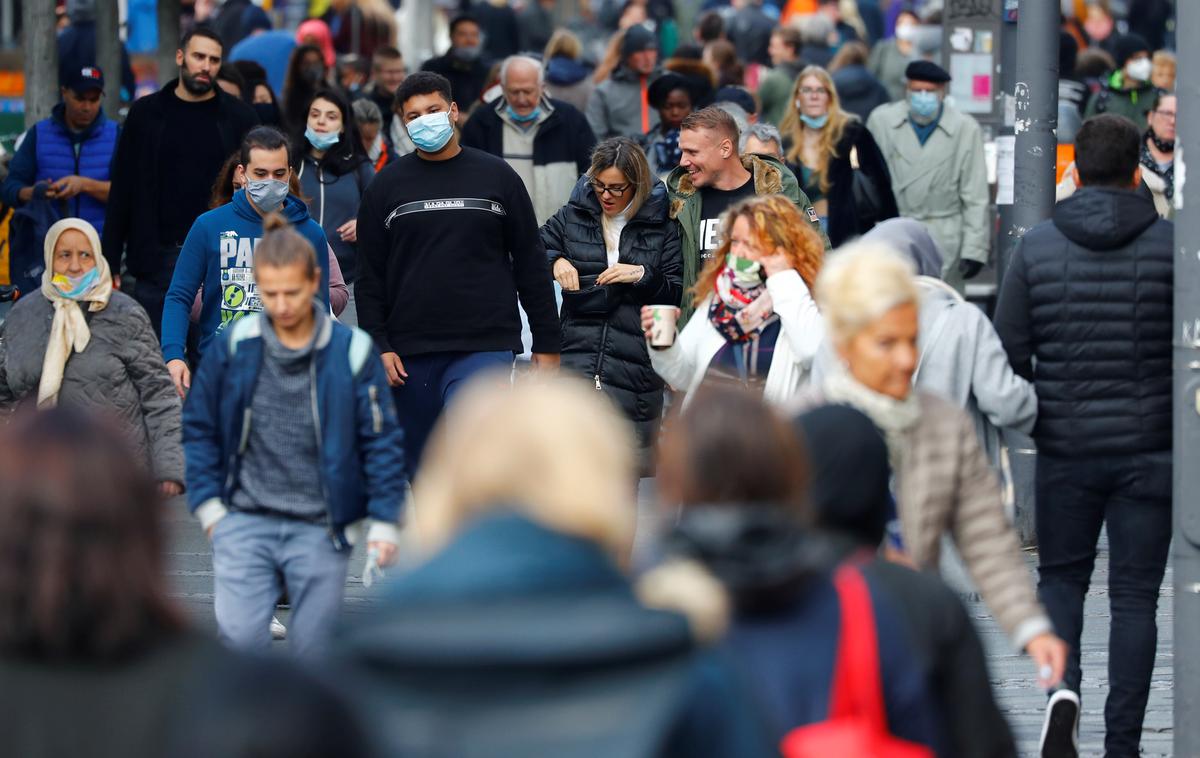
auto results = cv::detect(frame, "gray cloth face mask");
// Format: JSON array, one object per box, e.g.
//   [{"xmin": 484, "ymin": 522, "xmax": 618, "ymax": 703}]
[{"xmin": 246, "ymin": 179, "xmax": 289, "ymax": 211}]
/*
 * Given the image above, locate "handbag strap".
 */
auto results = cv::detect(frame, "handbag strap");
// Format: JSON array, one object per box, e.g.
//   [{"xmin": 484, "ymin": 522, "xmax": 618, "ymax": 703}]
[{"xmin": 826, "ymin": 565, "xmax": 887, "ymax": 732}]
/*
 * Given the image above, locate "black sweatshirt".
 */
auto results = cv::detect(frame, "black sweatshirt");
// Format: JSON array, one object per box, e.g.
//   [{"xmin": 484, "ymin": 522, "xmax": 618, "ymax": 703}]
[{"xmin": 355, "ymin": 146, "xmax": 561, "ymax": 357}]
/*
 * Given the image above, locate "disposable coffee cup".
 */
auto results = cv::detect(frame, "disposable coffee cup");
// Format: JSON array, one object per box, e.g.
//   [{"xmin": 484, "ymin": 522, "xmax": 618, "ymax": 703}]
[{"xmin": 648, "ymin": 305, "xmax": 679, "ymax": 349}]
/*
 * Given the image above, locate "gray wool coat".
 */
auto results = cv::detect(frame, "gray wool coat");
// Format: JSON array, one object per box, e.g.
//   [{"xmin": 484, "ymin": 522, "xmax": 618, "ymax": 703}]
[{"xmin": 0, "ymin": 291, "xmax": 185, "ymax": 482}]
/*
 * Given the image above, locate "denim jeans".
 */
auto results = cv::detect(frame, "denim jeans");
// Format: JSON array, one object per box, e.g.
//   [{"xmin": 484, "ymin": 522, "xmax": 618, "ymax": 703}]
[
  {"xmin": 211, "ymin": 511, "xmax": 350, "ymax": 656},
  {"xmin": 1035, "ymin": 451, "xmax": 1172, "ymax": 758},
  {"xmin": 390, "ymin": 350, "xmax": 514, "ymax": 479}
]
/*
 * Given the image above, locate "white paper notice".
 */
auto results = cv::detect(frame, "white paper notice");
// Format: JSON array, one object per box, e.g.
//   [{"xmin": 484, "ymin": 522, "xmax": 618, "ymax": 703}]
[{"xmin": 996, "ymin": 135, "xmax": 1016, "ymax": 206}]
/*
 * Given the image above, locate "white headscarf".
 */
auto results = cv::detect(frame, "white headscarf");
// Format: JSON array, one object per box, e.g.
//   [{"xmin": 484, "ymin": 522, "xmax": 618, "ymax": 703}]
[{"xmin": 37, "ymin": 218, "xmax": 113, "ymax": 408}]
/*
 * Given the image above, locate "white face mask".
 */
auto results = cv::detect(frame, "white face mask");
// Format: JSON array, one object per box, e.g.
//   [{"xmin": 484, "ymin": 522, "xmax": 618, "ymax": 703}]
[{"xmin": 1126, "ymin": 57, "xmax": 1153, "ymax": 83}]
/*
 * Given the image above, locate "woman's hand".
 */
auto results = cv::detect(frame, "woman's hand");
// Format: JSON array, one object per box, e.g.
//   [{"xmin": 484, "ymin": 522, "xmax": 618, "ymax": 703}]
[
  {"xmin": 1026, "ymin": 632, "xmax": 1069, "ymax": 688},
  {"xmin": 159, "ymin": 481, "xmax": 183, "ymax": 497},
  {"xmin": 553, "ymin": 258, "xmax": 580, "ymax": 291},
  {"xmin": 597, "ymin": 263, "xmax": 645, "ymax": 286},
  {"xmin": 760, "ymin": 249, "xmax": 792, "ymax": 277},
  {"xmin": 337, "ymin": 218, "xmax": 358, "ymax": 243}
]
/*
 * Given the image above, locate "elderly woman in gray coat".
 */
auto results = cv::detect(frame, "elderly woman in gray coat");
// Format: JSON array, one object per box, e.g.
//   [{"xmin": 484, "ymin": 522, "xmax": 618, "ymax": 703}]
[{"xmin": 0, "ymin": 218, "xmax": 184, "ymax": 493}]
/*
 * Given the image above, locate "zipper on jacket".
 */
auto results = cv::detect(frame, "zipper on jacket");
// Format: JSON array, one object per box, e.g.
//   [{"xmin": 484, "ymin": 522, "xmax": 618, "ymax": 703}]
[
  {"xmin": 309, "ymin": 359, "xmax": 341, "ymax": 550},
  {"xmin": 592, "ymin": 322, "xmax": 610, "ymax": 391},
  {"xmin": 368, "ymin": 384, "xmax": 383, "ymax": 434}
]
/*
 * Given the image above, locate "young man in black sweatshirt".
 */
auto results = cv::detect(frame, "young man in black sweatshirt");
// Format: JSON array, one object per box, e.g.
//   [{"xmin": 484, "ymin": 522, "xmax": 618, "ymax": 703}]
[{"xmin": 356, "ymin": 71, "xmax": 561, "ymax": 478}]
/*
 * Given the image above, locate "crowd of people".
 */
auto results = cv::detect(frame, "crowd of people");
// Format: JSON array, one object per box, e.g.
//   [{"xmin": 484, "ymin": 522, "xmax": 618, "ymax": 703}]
[{"xmin": 0, "ymin": 0, "xmax": 1179, "ymax": 756}]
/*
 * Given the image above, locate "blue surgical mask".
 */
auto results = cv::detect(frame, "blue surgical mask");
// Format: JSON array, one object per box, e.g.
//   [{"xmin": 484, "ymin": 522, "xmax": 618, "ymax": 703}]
[
  {"xmin": 246, "ymin": 179, "xmax": 289, "ymax": 211},
  {"xmin": 800, "ymin": 113, "xmax": 829, "ymax": 129},
  {"xmin": 908, "ymin": 90, "xmax": 941, "ymax": 122},
  {"xmin": 506, "ymin": 105, "xmax": 541, "ymax": 123},
  {"xmin": 305, "ymin": 126, "xmax": 341, "ymax": 151},
  {"xmin": 50, "ymin": 267, "xmax": 101, "ymax": 299},
  {"xmin": 406, "ymin": 111, "xmax": 455, "ymax": 153}
]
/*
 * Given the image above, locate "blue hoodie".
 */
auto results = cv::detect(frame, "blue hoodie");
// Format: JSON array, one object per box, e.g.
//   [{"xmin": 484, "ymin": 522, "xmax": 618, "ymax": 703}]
[{"xmin": 161, "ymin": 190, "xmax": 330, "ymax": 363}]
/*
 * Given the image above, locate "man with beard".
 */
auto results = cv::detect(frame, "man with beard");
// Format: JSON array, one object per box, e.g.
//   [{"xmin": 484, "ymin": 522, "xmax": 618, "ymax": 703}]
[{"xmin": 103, "ymin": 27, "xmax": 258, "ymax": 336}]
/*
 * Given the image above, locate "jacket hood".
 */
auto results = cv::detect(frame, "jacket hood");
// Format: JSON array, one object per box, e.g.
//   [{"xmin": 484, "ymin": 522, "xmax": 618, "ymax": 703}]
[
  {"xmin": 345, "ymin": 513, "xmax": 694, "ymax": 668},
  {"xmin": 567, "ymin": 174, "xmax": 670, "ymax": 223},
  {"xmin": 231, "ymin": 189, "xmax": 312, "ymax": 225},
  {"xmin": 50, "ymin": 101, "xmax": 107, "ymax": 140},
  {"xmin": 545, "ymin": 56, "xmax": 592, "ymax": 86},
  {"xmin": 831, "ymin": 65, "xmax": 879, "ymax": 98},
  {"xmin": 862, "ymin": 217, "xmax": 945, "ymax": 277},
  {"xmin": 666, "ymin": 153, "xmax": 788, "ymax": 218},
  {"xmin": 1052, "ymin": 186, "xmax": 1160, "ymax": 250}
]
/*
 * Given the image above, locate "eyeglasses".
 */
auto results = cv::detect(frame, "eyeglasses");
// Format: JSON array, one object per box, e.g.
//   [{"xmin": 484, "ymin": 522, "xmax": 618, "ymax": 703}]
[
  {"xmin": 591, "ymin": 181, "xmax": 631, "ymax": 198},
  {"xmin": 799, "ymin": 86, "xmax": 829, "ymax": 97},
  {"xmin": 1154, "ymin": 110, "xmax": 1176, "ymax": 120}
]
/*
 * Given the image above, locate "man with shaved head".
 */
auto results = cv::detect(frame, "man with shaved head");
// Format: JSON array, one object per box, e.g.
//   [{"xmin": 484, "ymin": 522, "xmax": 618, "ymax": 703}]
[{"xmin": 460, "ymin": 55, "xmax": 596, "ymax": 224}]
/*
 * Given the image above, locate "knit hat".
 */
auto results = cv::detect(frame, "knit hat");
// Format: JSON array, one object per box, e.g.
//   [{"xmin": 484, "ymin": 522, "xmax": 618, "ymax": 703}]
[
  {"xmin": 622, "ymin": 25, "xmax": 658, "ymax": 58},
  {"xmin": 1110, "ymin": 33, "xmax": 1151, "ymax": 67}
]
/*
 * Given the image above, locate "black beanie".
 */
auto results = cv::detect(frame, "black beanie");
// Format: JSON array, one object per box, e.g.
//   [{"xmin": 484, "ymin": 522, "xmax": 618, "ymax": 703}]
[{"xmin": 1111, "ymin": 33, "xmax": 1151, "ymax": 67}]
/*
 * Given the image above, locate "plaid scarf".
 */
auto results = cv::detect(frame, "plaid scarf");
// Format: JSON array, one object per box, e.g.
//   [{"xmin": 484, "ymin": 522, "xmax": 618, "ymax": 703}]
[{"xmin": 708, "ymin": 257, "xmax": 777, "ymax": 342}]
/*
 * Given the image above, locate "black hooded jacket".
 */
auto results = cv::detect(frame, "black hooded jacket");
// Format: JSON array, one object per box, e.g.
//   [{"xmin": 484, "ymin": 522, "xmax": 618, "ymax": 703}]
[
  {"xmin": 994, "ymin": 187, "xmax": 1173, "ymax": 458},
  {"xmin": 539, "ymin": 177, "xmax": 683, "ymax": 448}
]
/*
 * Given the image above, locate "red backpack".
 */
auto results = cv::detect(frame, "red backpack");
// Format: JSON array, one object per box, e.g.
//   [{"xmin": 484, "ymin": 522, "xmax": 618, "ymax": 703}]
[{"xmin": 780, "ymin": 566, "xmax": 936, "ymax": 758}]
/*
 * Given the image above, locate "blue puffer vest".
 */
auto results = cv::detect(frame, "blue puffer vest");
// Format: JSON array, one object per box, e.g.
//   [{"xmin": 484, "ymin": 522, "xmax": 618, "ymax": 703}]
[{"xmin": 34, "ymin": 106, "xmax": 117, "ymax": 233}]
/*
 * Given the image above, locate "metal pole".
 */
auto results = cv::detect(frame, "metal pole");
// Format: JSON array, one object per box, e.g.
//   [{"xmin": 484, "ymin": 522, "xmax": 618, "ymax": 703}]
[
  {"xmin": 1174, "ymin": 0, "xmax": 1200, "ymax": 751},
  {"xmin": 157, "ymin": 0, "xmax": 181, "ymax": 91},
  {"xmin": 22, "ymin": 0, "xmax": 58, "ymax": 128},
  {"xmin": 95, "ymin": 0, "xmax": 122, "ymax": 117},
  {"xmin": 1010, "ymin": 0, "xmax": 1058, "ymax": 240}
]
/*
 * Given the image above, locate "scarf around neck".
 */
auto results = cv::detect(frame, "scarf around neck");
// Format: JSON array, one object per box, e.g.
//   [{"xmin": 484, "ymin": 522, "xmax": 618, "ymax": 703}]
[
  {"xmin": 822, "ymin": 368, "xmax": 920, "ymax": 475},
  {"xmin": 708, "ymin": 259, "xmax": 777, "ymax": 342},
  {"xmin": 38, "ymin": 218, "xmax": 113, "ymax": 408}
]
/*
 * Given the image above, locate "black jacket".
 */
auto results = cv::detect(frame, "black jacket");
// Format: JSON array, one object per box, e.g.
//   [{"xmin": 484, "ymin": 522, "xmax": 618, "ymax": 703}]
[
  {"xmin": 791, "ymin": 119, "xmax": 898, "ymax": 247},
  {"xmin": 421, "ymin": 52, "xmax": 492, "ymax": 111},
  {"xmin": 102, "ymin": 82, "xmax": 258, "ymax": 278},
  {"xmin": 460, "ymin": 97, "xmax": 596, "ymax": 176},
  {"xmin": 832, "ymin": 65, "xmax": 891, "ymax": 123},
  {"xmin": 540, "ymin": 177, "xmax": 682, "ymax": 448},
  {"xmin": 994, "ymin": 187, "xmax": 1173, "ymax": 458}
]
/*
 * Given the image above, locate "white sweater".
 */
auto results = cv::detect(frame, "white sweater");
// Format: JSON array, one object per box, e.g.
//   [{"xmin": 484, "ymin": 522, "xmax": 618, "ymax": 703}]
[{"xmin": 649, "ymin": 269, "xmax": 824, "ymax": 406}]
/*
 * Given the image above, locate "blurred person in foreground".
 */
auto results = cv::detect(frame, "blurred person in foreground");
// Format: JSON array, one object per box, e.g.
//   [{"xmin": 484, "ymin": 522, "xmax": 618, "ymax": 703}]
[
  {"xmin": 807, "ymin": 243, "xmax": 1067, "ymax": 688},
  {"xmin": 860, "ymin": 217, "xmax": 1036, "ymax": 466},
  {"xmin": 781, "ymin": 65, "xmax": 897, "ymax": 246},
  {"xmin": 995, "ymin": 114, "xmax": 1173, "ymax": 758},
  {"xmin": 796, "ymin": 404, "xmax": 1018, "ymax": 758},
  {"xmin": 541, "ymin": 137, "xmax": 682, "ymax": 465},
  {"xmin": 0, "ymin": 408, "xmax": 367, "ymax": 758},
  {"xmin": 654, "ymin": 384, "xmax": 943, "ymax": 754},
  {"xmin": 183, "ymin": 213, "xmax": 405, "ymax": 655},
  {"xmin": 643, "ymin": 194, "xmax": 823, "ymax": 405},
  {"xmin": 332, "ymin": 377, "xmax": 776, "ymax": 758},
  {"xmin": 0, "ymin": 219, "xmax": 184, "ymax": 495}
]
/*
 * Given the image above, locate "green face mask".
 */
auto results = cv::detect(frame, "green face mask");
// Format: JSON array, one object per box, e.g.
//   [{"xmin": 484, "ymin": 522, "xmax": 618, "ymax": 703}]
[{"xmin": 728, "ymin": 253, "xmax": 764, "ymax": 286}]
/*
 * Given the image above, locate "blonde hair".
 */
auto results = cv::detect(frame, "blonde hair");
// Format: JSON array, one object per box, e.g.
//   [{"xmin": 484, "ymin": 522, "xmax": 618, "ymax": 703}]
[
  {"xmin": 815, "ymin": 243, "xmax": 918, "ymax": 345},
  {"xmin": 692, "ymin": 194, "xmax": 824, "ymax": 307},
  {"xmin": 780, "ymin": 66, "xmax": 855, "ymax": 194},
  {"xmin": 544, "ymin": 28, "xmax": 582, "ymax": 61},
  {"xmin": 412, "ymin": 376, "xmax": 638, "ymax": 560}
]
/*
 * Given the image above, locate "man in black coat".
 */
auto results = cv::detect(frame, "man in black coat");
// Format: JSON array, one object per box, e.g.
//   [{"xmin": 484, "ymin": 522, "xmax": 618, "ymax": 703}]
[
  {"xmin": 995, "ymin": 114, "xmax": 1173, "ymax": 758},
  {"xmin": 460, "ymin": 55, "xmax": 596, "ymax": 225},
  {"xmin": 102, "ymin": 27, "xmax": 258, "ymax": 336},
  {"xmin": 420, "ymin": 15, "xmax": 491, "ymax": 116}
]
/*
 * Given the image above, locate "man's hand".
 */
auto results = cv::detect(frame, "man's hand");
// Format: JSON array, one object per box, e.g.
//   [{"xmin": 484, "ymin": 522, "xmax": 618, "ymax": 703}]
[
  {"xmin": 48, "ymin": 175, "xmax": 90, "ymax": 200},
  {"xmin": 1026, "ymin": 632, "xmax": 1068, "ymax": 688},
  {"xmin": 381, "ymin": 352, "xmax": 408, "ymax": 386},
  {"xmin": 958, "ymin": 258, "xmax": 985, "ymax": 280},
  {"xmin": 159, "ymin": 481, "xmax": 183, "ymax": 497},
  {"xmin": 167, "ymin": 359, "xmax": 191, "ymax": 398},
  {"xmin": 368, "ymin": 540, "xmax": 398, "ymax": 567},
  {"xmin": 596, "ymin": 263, "xmax": 644, "ymax": 286},
  {"xmin": 530, "ymin": 353, "xmax": 560, "ymax": 372},
  {"xmin": 552, "ymin": 258, "xmax": 580, "ymax": 291},
  {"xmin": 337, "ymin": 218, "xmax": 358, "ymax": 242}
]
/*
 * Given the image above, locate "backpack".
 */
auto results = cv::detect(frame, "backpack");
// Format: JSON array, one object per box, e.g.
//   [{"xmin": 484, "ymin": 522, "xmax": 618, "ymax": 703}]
[
  {"xmin": 7, "ymin": 192, "xmax": 62, "ymax": 297},
  {"xmin": 780, "ymin": 566, "xmax": 935, "ymax": 758}
]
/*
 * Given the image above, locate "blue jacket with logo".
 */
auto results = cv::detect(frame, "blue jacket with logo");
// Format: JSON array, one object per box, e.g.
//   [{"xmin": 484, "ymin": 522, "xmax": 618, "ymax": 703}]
[
  {"xmin": 161, "ymin": 190, "xmax": 330, "ymax": 363},
  {"xmin": 0, "ymin": 102, "xmax": 118, "ymax": 233},
  {"xmin": 182, "ymin": 311, "xmax": 406, "ymax": 547}
]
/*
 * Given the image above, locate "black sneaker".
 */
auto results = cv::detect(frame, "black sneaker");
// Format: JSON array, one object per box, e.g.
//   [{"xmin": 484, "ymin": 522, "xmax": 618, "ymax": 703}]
[{"xmin": 1040, "ymin": 688, "xmax": 1080, "ymax": 758}]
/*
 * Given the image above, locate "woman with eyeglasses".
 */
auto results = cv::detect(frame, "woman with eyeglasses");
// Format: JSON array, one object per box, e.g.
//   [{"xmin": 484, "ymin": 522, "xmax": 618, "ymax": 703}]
[
  {"xmin": 780, "ymin": 66, "xmax": 898, "ymax": 246},
  {"xmin": 541, "ymin": 137, "xmax": 682, "ymax": 467}
]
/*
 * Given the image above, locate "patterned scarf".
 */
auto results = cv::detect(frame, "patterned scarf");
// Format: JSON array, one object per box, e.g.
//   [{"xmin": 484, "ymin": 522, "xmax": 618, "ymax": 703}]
[
  {"xmin": 1141, "ymin": 131, "xmax": 1174, "ymax": 200},
  {"xmin": 708, "ymin": 255, "xmax": 777, "ymax": 342}
]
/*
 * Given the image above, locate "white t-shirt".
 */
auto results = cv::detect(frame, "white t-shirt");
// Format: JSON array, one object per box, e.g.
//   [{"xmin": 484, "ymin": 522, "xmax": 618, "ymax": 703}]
[{"xmin": 601, "ymin": 204, "xmax": 632, "ymax": 267}]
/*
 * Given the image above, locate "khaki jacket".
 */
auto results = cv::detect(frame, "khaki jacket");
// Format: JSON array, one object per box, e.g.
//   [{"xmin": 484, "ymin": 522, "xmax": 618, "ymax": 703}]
[{"xmin": 867, "ymin": 101, "xmax": 990, "ymax": 291}]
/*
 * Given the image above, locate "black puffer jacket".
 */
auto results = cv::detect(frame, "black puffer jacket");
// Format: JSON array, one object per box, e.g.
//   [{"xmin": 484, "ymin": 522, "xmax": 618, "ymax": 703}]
[
  {"xmin": 994, "ymin": 187, "xmax": 1173, "ymax": 458},
  {"xmin": 540, "ymin": 177, "xmax": 683, "ymax": 449}
]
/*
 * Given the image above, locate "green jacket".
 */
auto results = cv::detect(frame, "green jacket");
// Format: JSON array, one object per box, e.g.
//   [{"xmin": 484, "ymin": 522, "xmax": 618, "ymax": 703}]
[
  {"xmin": 665, "ymin": 153, "xmax": 830, "ymax": 324},
  {"xmin": 758, "ymin": 62, "xmax": 803, "ymax": 127},
  {"xmin": 1084, "ymin": 71, "xmax": 1157, "ymax": 126}
]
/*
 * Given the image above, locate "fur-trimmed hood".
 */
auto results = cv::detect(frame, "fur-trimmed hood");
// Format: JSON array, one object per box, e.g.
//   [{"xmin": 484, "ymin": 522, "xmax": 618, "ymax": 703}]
[{"xmin": 666, "ymin": 152, "xmax": 789, "ymax": 220}]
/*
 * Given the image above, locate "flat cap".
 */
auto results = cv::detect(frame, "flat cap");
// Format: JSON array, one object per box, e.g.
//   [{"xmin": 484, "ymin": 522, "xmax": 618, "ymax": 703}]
[{"xmin": 905, "ymin": 59, "xmax": 951, "ymax": 84}]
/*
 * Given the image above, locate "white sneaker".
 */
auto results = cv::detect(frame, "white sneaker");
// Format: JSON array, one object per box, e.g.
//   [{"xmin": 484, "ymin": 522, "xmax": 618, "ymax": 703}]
[
  {"xmin": 1039, "ymin": 688, "xmax": 1080, "ymax": 758},
  {"xmin": 269, "ymin": 615, "xmax": 287, "ymax": 640}
]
